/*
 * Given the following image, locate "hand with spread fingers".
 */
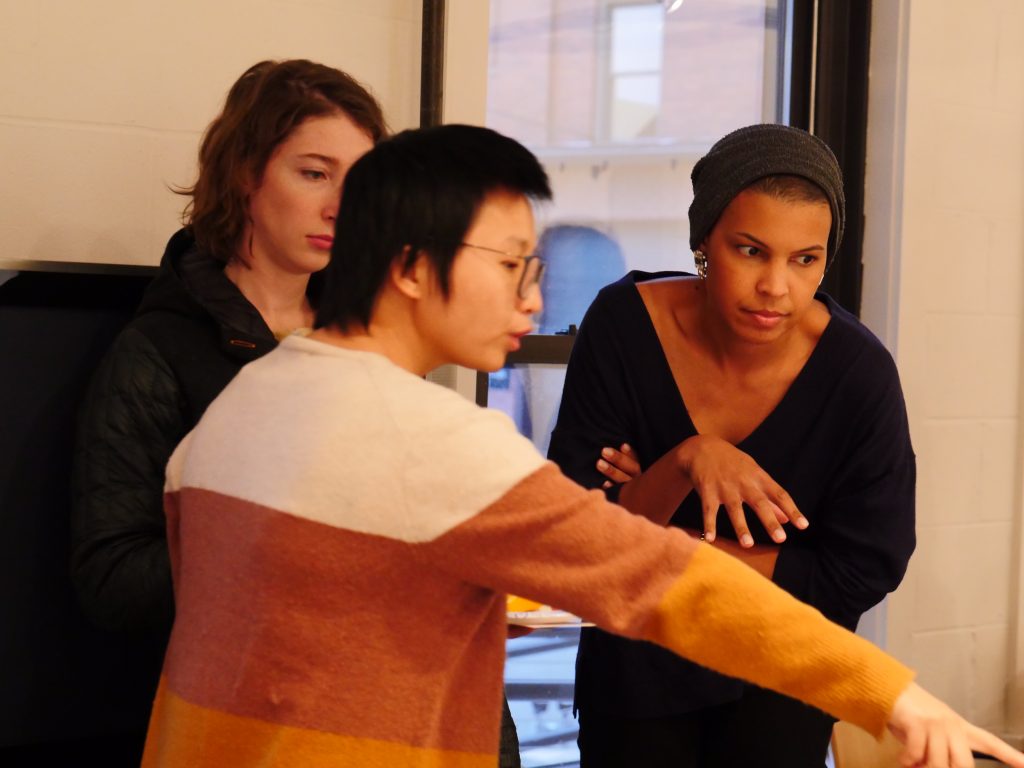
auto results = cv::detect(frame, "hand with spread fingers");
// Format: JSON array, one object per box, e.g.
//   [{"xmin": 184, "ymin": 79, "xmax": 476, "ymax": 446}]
[
  {"xmin": 675, "ymin": 434, "xmax": 807, "ymax": 547},
  {"xmin": 888, "ymin": 683, "xmax": 1024, "ymax": 768},
  {"xmin": 596, "ymin": 435, "xmax": 808, "ymax": 547}
]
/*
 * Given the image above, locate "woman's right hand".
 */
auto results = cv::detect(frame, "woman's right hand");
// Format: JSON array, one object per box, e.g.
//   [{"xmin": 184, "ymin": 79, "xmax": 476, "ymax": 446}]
[
  {"xmin": 676, "ymin": 434, "xmax": 808, "ymax": 547},
  {"xmin": 888, "ymin": 682, "xmax": 1024, "ymax": 767}
]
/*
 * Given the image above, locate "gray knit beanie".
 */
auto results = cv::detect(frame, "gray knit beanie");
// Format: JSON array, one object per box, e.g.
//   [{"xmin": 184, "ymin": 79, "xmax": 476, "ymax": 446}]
[{"xmin": 688, "ymin": 124, "xmax": 845, "ymax": 264}]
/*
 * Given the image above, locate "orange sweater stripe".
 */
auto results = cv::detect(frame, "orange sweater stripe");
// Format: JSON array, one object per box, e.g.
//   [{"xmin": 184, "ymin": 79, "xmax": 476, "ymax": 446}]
[{"xmin": 142, "ymin": 678, "xmax": 491, "ymax": 768}]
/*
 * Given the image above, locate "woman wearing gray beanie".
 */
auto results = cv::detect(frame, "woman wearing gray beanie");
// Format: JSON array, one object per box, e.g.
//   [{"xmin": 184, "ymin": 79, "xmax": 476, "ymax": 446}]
[{"xmin": 548, "ymin": 124, "xmax": 916, "ymax": 767}]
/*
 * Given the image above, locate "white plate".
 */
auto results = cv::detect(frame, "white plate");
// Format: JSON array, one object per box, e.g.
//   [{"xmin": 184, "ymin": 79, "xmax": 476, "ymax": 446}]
[{"xmin": 507, "ymin": 609, "xmax": 594, "ymax": 628}]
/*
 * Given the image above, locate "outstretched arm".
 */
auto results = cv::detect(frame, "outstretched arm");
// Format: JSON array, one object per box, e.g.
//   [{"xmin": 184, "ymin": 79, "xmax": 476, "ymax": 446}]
[{"xmin": 419, "ymin": 462, "xmax": 1021, "ymax": 768}]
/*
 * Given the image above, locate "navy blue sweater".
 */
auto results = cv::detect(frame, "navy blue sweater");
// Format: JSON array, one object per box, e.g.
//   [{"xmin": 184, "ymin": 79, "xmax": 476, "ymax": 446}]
[{"xmin": 548, "ymin": 271, "xmax": 916, "ymax": 718}]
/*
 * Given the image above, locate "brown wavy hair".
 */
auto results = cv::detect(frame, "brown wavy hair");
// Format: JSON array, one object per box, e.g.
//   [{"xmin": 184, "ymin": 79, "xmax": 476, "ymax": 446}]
[{"xmin": 177, "ymin": 59, "xmax": 388, "ymax": 264}]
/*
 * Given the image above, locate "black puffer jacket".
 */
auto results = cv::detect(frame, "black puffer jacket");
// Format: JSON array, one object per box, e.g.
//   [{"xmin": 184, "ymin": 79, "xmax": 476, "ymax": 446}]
[{"xmin": 71, "ymin": 228, "xmax": 278, "ymax": 641}]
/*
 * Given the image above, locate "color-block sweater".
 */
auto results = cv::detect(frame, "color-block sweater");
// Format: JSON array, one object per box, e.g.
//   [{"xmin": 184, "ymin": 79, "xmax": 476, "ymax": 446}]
[{"xmin": 142, "ymin": 335, "xmax": 914, "ymax": 768}]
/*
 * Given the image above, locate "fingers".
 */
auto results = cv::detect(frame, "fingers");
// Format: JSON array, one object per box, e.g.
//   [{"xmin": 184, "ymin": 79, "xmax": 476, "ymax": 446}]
[
  {"xmin": 897, "ymin": 722, "xmax": 926, "ymax": 767},
  {"xmin": 749, "ymin": 496, "xmax": 788, "ymax": 543},
  {"xmin": 946, "ymin": 729, "xmax": 972, "ymax": 768},
  {"xmin": 723, "ymin": 499, "xmax": 753, "ymax": 547},
  {"xmin": 596, "ymin": 444, "xmax": 642, "ymax": 485},
  {"xmin": 684, "ymin": 438, "xmax": 804, "ymax": 543},
  {"xmin": 890, "ymin": 681, "xmax": 1024, "ymax": 768},
  {"xmin": 770, "ymin": 487, "xmax": 809, "ymax": 530},
  {"xmin": 617, "ymin": 443, "xmax": 640, "ymax": 471},
  {"xmin": 967, "ymin": 723, "xmax": 1024, "ymax": 768},
  {"xmin": 925, "ymin": 727, "xmax": 949, "ymax": 768},
  {"xmin": 596, "ymin": 457, "xmax": 635, "ymax": 484},
  {"xmin": 701, "ymin": 495, "xmax": 718, "ymax": 543}
]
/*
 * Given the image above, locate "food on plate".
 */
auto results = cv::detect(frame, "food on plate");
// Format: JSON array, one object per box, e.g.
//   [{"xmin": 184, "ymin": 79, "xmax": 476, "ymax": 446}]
[{"xmin": 506, "ymin": 595, "xmax": 544, "ymax": 613}]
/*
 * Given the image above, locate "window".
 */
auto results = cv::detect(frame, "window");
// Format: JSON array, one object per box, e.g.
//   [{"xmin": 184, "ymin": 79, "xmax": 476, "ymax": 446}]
[
  {"xmin": 485, "ymin": 2, "xmax": 810, "ymax": 763},
  {"xmin": 605, "ymin": 3, "xmax": 664, "ymax": 142},
  {"xmin": 488, "ymin": 0, "xmax": 795, "ymax": 329}
]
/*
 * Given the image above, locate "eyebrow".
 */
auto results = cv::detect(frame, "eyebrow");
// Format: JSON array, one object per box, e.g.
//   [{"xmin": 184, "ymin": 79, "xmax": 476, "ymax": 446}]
[
  {"xmin": 297, "ymin": 153, "xmax": 340, "ymax": 166},
  {"xmin": 736, "ymin": 231, "xmax": 825, "ymax": 252},
  {"xmin": 490, "ymin": 236, "xmax": 533, "ymax": 254}
]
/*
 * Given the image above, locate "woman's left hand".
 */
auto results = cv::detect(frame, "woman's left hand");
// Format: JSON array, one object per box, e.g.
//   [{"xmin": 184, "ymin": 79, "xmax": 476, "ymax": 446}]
[{"xmin": 596, "ymin": 443, "xmax": 641, "ymax": 488}]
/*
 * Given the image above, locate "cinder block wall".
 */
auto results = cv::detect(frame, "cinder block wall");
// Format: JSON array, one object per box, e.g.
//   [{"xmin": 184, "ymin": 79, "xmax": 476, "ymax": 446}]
[{"xmin": 864, "ymin": 0, "xmax": 1024, "ymax": 739}]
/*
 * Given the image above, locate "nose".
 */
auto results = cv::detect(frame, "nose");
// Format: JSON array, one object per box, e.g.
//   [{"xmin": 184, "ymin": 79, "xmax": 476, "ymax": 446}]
[
  {"xmin": 518, "ymin": 280, "xmax": 543, "ymax": 316},
  {"xmin": 323, "ymin": 188, "xmax": 340, "ymax": 222},
  {"xmin": 756, "ymin": 259, "xmax": 789, "ymax": 298}
]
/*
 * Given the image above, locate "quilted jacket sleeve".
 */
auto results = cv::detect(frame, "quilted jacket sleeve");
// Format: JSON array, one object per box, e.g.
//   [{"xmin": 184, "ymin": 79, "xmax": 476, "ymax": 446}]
[{"xmin": 71, "ymin": 327, "xmax": 184, "ymax": 634}]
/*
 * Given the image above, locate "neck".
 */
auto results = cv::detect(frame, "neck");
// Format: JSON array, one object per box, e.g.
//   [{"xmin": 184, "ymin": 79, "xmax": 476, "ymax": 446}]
[
  {"xmin": 308, "ymin": 326, "xmax": 436, "ymax": 377},
  {"xmin": 224, "ymin": 258, "xmax": 313, "ymax": 334},
  {"xmin": 309, "ymin": 288, "xmax": 442, "ymax": 378}
]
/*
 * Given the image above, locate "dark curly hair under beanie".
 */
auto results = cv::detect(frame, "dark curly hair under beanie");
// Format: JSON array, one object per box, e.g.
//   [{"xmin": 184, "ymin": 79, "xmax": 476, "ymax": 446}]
[{"xmin": 688, "ymin": 124, "xmax": 846, "ymax": 264}]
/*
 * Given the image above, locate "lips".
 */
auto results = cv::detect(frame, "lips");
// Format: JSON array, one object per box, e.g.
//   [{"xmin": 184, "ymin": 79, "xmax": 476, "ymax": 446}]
[
  {"xmin": 307, "ymin": 235, "xmax": 334, "ymax": 250},
  {"xmin": 744, "ymin": 308, "xmax": 787, "ymax": 329},
  {"xmin": 508, "ymin": 330, "xmax": 530, "ymax": 351}
]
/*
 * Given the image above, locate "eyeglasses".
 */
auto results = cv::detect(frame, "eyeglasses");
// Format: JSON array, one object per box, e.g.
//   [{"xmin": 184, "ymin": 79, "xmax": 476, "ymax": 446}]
[{"xmin": 460, "ymin": 242, "xmax": 545, "ymax": 299}]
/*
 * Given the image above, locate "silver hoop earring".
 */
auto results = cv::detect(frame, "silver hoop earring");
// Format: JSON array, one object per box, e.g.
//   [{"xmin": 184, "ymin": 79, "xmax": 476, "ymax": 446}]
[{"xmin": 694, "ymin": 250, "xmax": 708, "ymax": 281}]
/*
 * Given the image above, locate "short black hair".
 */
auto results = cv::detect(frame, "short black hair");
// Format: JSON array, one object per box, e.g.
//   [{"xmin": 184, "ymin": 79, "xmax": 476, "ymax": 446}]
[{"xmin": 315, "ymin": 124, "xmax": 552, "ymax": 331}]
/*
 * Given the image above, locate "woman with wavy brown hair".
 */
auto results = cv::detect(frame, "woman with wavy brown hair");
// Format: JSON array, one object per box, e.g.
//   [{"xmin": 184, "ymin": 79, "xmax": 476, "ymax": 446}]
[{"xmin": 70, "ymin": 59, "xmax": 385, "ymax": 763}]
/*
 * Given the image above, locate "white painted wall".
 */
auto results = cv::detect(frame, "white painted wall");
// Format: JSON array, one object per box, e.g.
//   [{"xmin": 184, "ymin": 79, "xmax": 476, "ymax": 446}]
[
  {"xmin": 863, "ymin": 0, "xmax": 1024, "ymax": 740},
  {"xmin": 0, "ymin": 0, "xmax": 422, "ymax": 267}
]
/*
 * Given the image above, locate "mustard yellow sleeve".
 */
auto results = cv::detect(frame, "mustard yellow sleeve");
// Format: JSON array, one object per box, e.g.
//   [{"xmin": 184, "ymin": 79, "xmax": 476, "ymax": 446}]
[{"xmin": 641, "ymin": 543, "xmax": 915, "ymax": 737}]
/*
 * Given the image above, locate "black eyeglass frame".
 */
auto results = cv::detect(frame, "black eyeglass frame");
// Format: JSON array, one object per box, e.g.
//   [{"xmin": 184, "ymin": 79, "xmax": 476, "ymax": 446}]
[{"xmin": 459, "ymin": 242, "xmax": 546, "ymax": 299}]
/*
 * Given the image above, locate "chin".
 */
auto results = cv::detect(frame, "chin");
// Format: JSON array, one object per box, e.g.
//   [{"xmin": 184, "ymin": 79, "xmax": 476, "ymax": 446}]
[
  {"xmin": 306, "ymin": 256, "xmax": 332, "ymax": 274},
  {"xmin": 454, "ymin": 352, "xmax": 507, "ymax": 374},
  {"xmin": 290, "ymin": 251, "xmax": 330, "ymax": 276},
  {"xmin": 737, "ymin": 326, "xmax": 787, "ymax": 345},
  {"xmin": 477, "ymin": 357, "xmax": 508, "ymax": 374}
]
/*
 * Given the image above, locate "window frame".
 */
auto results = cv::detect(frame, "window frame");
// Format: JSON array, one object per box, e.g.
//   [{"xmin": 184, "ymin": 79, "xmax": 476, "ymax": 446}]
[
  {"xmin": 423, "ymin": 0, "xmax": 872, "ymax": 361},
  {"xmin": 452, "ymin": 0, "xmax": 873, "ymax": 379},
  {"xmin": 598, "ymin": 0, "xmax": 666, "ymax": 144}
]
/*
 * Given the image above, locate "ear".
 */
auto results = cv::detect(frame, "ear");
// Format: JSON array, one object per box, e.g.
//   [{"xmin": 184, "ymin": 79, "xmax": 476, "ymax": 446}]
[{"xmin": 389, "ymin": 247, "xmax": 433, "ymax": 301}]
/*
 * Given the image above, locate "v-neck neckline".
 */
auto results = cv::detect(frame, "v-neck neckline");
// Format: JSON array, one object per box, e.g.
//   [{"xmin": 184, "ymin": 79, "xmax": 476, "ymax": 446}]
[{"xmin": 626, "ymin": 271, "xmax": 837, "ymax": 451}]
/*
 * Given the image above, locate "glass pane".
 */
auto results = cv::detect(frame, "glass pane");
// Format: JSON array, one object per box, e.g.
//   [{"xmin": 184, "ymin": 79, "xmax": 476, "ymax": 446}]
[
  {"xmin": 610, "ymin": 4, "xmax": 663, "ymax": 73},
  {"xmin": 505, "ymin": 627, "xmax": 581, "ymax": 767},
  {"xmin": 488, "ymin": 0, "xmax": 792, "ymax": 335},
  {"xmin": 488, "ymin": 362, "xmax": 576, "ymax": 765},
  {"xmin": 488, "ymin": 364, "xmax": 569, "ymax": 456},
  {"xmin": 611, "ymin": 73, "xmax": 661, "ymax": 140}
]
